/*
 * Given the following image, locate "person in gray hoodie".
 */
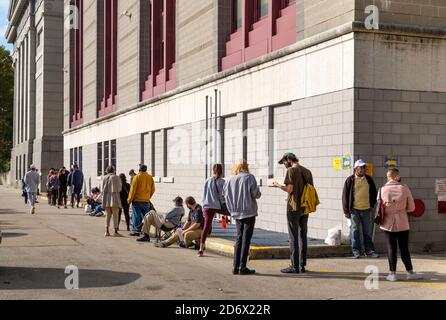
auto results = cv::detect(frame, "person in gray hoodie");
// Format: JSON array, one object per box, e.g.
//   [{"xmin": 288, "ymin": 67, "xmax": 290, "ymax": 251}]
[
  {"xmin": 223, "ymin": 160, "xmax": 261, "ymax": 275},
  {"xmin": 24, "ymin": 164, "xmax": 40, "ymax": 215}
]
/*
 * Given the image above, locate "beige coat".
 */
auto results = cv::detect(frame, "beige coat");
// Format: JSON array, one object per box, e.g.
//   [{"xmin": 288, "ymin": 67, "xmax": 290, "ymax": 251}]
[
  {"xmin": 102, "ymin": 174, "xmax": 122, "ymax": 208},
  {"xmin": 379, "ymin": 181, "xmax": 415, "ymax": 232}
]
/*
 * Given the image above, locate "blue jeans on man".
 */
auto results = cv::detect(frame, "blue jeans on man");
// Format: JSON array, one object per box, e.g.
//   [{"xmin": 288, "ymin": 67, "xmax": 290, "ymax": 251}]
[
  {"xmin": 131, "ymin": 202, "xmax": 151, "ymax": 234},
  {"xmin": 350, "ymin": 208, "xmax": 376, "ymax": 256}
]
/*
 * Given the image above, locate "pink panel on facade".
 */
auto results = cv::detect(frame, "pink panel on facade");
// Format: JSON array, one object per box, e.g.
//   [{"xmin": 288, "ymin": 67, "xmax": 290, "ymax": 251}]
[
  {"xmin": 222, "ymin": 51, "xmax": 243, "ymax": 70},
  {"xmin": 245, "ymin": 39, "xmax": 268, "ymax": 61}
]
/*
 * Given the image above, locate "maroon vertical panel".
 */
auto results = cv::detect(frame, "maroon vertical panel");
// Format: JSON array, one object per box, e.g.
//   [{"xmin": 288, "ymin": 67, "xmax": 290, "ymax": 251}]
[
  {"xmin": 103, "ymin": 0, "xmax": 111, "ymax": 110},
  {"xmin": 112, "ymin": 0, "xmax": 117, "ymax": 106},
  {"xmin": 79, "ymin": 0, "xmax": 83, "ymax": 119}
]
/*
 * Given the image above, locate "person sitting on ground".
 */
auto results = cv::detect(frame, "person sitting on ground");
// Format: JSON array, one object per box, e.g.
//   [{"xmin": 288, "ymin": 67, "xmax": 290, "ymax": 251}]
[
  {"xmin": 155, "ymin": 196, "xmax": 204, "ymax": 249},
  {"xmin": 137, "ymin": 196, "xmax": 185, "ymax": 243},
  {"xmin": 87, "ymin": 188, "xmax": 103, "ymax": 216}
]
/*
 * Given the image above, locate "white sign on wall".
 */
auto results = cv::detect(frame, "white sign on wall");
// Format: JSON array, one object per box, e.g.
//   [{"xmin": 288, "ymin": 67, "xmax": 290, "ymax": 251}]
[{"xmin": 435, "ymin": 179, "xmax": 446, "ymax": 195}]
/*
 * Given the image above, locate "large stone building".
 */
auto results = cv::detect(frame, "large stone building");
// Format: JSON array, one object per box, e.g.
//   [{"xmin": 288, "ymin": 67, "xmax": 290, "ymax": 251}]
[
  {"xmin": 5, "ymin": 0, "xmax": 65, "ymax": 189},
  {"xmin": 62, "ymin": 0, "xmax": 446, "ymax": 251}
]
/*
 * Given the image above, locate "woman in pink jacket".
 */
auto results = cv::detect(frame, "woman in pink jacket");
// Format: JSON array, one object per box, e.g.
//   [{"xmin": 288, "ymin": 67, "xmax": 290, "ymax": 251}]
[{"xmin": 380, "ymin": 168, "xmax": 422, "ymax": 282}]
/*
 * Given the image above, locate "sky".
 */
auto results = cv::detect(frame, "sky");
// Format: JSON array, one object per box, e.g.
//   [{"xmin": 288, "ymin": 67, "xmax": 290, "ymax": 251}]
[{"xmin": 0, "ymin": 0, "xmax": 12, "ymax": 52}]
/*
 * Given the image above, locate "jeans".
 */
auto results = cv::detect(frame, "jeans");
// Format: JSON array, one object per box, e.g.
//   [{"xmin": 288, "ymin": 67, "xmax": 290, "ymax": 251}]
[
  {"xmin": 27, "ymin": 192, "xmax": 37, "ymax": 207},
  {"xmin": 131, "ymin": 202, "xmax": 151, "ymax": 232},
  {"xmin": 287, "ymin": 210, "xmax": 309, "ymax": 268},
  {"xmin": 384, "ymin": 231, "xmax": 413, "ymax": 272},
  {"xmin": 233, "ymin": 216, "xmax": 256, "ymax": 271},
  {"xmin": 119, "ymin": 206, "xmax": 130, "ymax": 229},
  {"xmin": 350, "ymin": 209, "xmax": 375, "ymax": 255},
  {"xmin": 71, "ymin": 190, "xmax": 82, "ymax": 207},
  {"xmin": 58, "ymin": 188, "xmax": 67, "ymax": 207}
]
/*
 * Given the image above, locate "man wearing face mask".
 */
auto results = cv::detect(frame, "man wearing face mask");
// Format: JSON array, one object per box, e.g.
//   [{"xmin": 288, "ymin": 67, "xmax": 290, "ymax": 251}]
[
  {"xmin": 273, "ymin": 152, "xmax": 313, "ymax": 274},
  {"xmin": 342, "ymin": 160, "xmax": 379, "ymax": 259}
]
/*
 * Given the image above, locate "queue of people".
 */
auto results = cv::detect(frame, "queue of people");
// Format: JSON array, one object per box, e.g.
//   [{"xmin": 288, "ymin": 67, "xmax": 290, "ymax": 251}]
[{"xmin": 21, "ymin": 152, "xmax": 423, "ymax": 281}]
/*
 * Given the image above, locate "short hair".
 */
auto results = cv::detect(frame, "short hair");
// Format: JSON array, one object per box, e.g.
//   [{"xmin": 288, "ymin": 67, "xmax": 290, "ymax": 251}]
[
  {"xmin": 213, "ymin": 164, "xmax": 223, "ymax": 179},
  {"xmin": 92, "ymin": 187, "xmax": 100, "ymax": 193},
  {"xmin": 139, "ymin": 165, "xmax": 148, "ymax": 172},
  {"xmin": 73, "ymin": 164, "xmax": 79, "ymax": 169},
  {"xmin": 106, "ymin": 165, "xmax": 115, "ymax": 174},
  {"xmin": 129, "ymin": 169, "xmax": 136, "ymax": 176},
  {"xmin": 119, "ymin": 173, "xmax": 127, "ymax": 183},
  {"xmin": 185, "ymin": 196, "xmax": 196, "ymax": 206}
]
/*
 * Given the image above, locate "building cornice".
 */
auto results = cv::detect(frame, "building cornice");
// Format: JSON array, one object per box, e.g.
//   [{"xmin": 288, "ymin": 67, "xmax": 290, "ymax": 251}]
[
  {"xmin": 62, "ymin": 21, "xmax": 446, "ymax": 135},
  {"xmin": 5, "ymin": 0, "xmax": 29, "ymax": 43}
]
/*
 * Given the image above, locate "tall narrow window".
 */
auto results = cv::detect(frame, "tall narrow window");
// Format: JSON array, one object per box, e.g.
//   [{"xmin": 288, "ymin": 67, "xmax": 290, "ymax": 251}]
[
  {"xmin": 99, "ymin": 0, "xmax": 118, "ymax": 117},
  {"xmin": 70, "ymin": 148, "xmax": 74, "ymax": 166},
  {"xmin": 111, "ymin": 140, "xmax": 117, "ymax": 169},
  {"xmin": 79, "ymin": 147, "xmax": 83, "ymax": 171},
  {"xmin": 71, "ymin": 0, "xmax": 83, "ymax": 127},
  {"xmin": 257, "ymin": 0, "xmax": 269, "ymax": 20},
  {"xmin": 97, "ymin": 143, "xmax": 103, "ymax": 176},
  {"xmin": 233, "ymin": 0, "xmax": 243, "ymax": 31},
  {"xmin": 104, "ymin": 141, "xmax": 110, "ymax": 168},
  {"xmin": 74, "ymin": 147, "xmax": 78, "ymax": 165},
  {"xmin": 142, "ymin": 0, "xmax": 176, "ymax": 100}
]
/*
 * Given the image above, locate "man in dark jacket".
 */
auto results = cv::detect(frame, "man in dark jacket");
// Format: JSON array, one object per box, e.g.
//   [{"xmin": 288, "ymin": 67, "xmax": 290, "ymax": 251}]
[
  {"xmin": 342, "ymin": 159, "xmax": 379, "ymax": 259},
  {"xmin": 70, "ymin": 164, "xmax": 84, "ymax": 208}
]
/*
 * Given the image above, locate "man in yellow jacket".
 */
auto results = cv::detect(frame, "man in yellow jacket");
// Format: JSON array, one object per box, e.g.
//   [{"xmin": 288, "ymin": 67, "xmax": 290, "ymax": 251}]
[{"xmin": 128, "ymin": 165, "xmax": 155, "ymax": 236}]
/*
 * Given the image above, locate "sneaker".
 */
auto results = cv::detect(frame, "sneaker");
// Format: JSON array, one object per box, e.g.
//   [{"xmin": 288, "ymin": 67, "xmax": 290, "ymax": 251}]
[
  {"xmin": 300, "ymin": 266, "xmax": 307, "ymax": 273},
  {"xmin": 95, "ymin": 212, "xmax": 104, "ymax": 217},
  {"xmin": 407, "ymin": 272, "xmax": 423, "ymax": 281},
  {"xmin": 232, "ymin": 269, "xmax": 239, "ymax": 275},
  {"xmin": 366, "ymin": 251, "xmax": 380, "ymax": 258},
  {"xmin": 281, "ymin": 266, "xmax": 300, "ymax": 274},
  {"xmin": 136, "ymin": 235, "xmax": 151, "ymax": 242},
  {"xmin": 179, "ymin": 241, "xmax": 186, "ymax": 248},
  {"xmin": 198, "ymin": 251, "xmax": 204, "ymax": 257},
  {"xmin": 386, "ymin": 274, "xmax": 398, "ymax": 282},
  {"xmin": 30, "ymin": 207, "xmax": 36, "ymax": 215},
  {"xmin": 129, "ymin": 232, "xmax": 140, "ymax": 237},
  {"xmin": 239, "ymin": 268, "xmax": 256, "ymax": 275},
  {"xmin": 353, "ymin": 253, "xmax": 361, "ymax": 259}
]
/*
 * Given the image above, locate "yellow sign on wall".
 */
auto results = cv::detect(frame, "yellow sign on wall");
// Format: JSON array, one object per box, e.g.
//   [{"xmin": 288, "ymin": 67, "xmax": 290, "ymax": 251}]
[{"xmin": 333, "ymin": 158, "xmax": 342, "ymax": 171}]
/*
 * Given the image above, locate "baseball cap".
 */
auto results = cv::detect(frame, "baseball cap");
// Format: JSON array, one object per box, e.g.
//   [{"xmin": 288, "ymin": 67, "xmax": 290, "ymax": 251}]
[
  {"xmin": 278, "ymin": 152, "xmax": 298, "ymax": 164},
  {"xmin": 354, "ymin": 159, "xmax": 367, "ymax": 169}
]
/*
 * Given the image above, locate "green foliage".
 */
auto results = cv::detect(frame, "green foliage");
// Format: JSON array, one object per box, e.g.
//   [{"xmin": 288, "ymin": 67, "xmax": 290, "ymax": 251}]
[{"xmin": 0, "ymin": 45, "xmax": 14, "ymax": 173}]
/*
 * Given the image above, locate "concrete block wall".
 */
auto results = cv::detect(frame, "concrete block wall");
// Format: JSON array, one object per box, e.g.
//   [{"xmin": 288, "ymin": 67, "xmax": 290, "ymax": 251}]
[
  {"xmin": 176, "ymin": 0, "xmax": 219, "ymax": 86},
  {"xmin": 354, "ymin": 88, "xmax": 446, "ymax": 252},
  {"xmin": 296, "ymin": 0, "xmax": 356, "ymax": 41},
  {"xmin": 355, "ymin": 0, "xmax": 446, "ymax": 28}
]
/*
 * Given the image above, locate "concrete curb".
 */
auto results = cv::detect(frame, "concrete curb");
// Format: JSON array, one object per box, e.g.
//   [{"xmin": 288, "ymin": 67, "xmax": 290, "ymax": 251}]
[{"xmin": 205, "ymin": 237, "xmax": 352, "ymax": 260}]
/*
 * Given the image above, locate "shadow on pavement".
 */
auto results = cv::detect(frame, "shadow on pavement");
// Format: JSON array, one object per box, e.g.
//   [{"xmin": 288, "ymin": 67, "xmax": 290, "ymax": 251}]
[
  {"xmin": 253, "ymin": 271, "xmax": 446, "ymax": 284},
  {"xmin": 0, "ymin": 267, "xmax": 141, "ymax": 290},
  {"xmin": 0, "ymin": 209, "xmax": 25, "ymax": 215},
  {"xmin": 0, "ymin": 232, "xmax": 28, "ymax": 238}
]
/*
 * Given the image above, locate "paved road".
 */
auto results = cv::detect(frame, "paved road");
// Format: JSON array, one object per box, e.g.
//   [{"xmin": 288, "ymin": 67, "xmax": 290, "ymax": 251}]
[{"xmin": 0, "ymin": 186, "xmax": 445, "ymax": 300}]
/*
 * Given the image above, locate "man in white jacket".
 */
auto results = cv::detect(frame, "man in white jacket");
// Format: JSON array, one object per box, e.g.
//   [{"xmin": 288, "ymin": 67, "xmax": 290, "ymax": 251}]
[{"xmin": 24, "ymin": 164, "xmax": 41, "ymax": 214}]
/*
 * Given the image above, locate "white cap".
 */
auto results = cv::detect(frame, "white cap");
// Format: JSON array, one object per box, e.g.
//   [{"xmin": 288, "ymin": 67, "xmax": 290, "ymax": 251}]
[
  {"xmin": 354, "ymin": 159, "xmax": 367, "ymax": 169},
  {"xmin": 30, "ymin": 164, "xmax": 37, "ymax": 169}
]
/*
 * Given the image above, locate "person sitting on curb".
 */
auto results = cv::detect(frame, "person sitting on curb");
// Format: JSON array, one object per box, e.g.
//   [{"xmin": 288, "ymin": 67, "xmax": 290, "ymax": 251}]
[
  {"xmin": 154, "ymin": 196, "xmax": 203, "ymax": 249},
  {"xmin": 87, "ymin": 188, "xmax": 104, "ymax": 217},
  {"xmin": 137, "ymin": 196, "xmax": 185, "ymax": 243}
]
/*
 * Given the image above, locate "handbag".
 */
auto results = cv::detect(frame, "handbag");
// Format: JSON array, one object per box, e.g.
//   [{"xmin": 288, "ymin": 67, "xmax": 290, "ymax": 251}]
[
  {"xmin": 213, "ymin": 178, "xmax": 230, "ymax": 216},
  {"xmin": 374, "ymin": 187, "xmax": 385, "ymax": 225}
]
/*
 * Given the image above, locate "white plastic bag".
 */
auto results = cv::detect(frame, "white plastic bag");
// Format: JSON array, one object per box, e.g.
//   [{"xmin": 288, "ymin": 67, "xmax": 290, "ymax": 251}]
[
  {"xmin": 84, "ymin": 204, "xmax": 92, "ymax": 214},
  {"xmin": 325, "ymin": 226, "xmax": 342, "ymax": 246}
]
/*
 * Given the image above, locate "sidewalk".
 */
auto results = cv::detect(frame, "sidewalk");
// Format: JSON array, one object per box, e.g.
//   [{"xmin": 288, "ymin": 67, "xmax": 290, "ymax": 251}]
[
  {"xmin": 37, "ymin": 193, "xmax": 351, "ymax": 260},
  {"xmin": 205, "ymin": 221, "xmax": 351, "ymax": 260}
]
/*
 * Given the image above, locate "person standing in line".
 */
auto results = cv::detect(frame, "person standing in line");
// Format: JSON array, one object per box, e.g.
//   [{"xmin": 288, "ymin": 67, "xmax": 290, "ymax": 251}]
[
  {"xmin": 67, "ymin": 167, "xmax": 74, "ymax": 207},
  {"xmin": 118, "ymin": 173, "xmax": 131, "ymax": 231},
  {"xmin": 342, "ymin": 159, "xmax": 379, "ymax": 259},
  {"xmin": 24, "ymin": 164, "xmax": 40, "ymax": 214},
  {"xmin": 46, "ymin": 169, "xmax": 54, "ymax": 205},
  {"xmin": 70, "ymin": 164, "xmax": 84, "ymax": 208},
  {"xmin": 199, "ymin": 164, "xmax": 228, "ymax": 257},
  {"xmin": 223, "ymin": 160, "xmax": 261, "ymax": 276},
  {"xmin": 127, "ymin": 164, "xmax": 155, "ymax": 236},
  {"xmin": 102, "ymin": 166, "xmax": 123, "ymax": 237},
  {"xmin": 273, "ymin": 152, "xmax": 314, "ymax": 274},
  {"xmin": 48, "ymin": 170, "xmax": 60, "ymax": 208},
  {"xmin": 379, "ymin": 168, "xmax": 423, "ymax": 282},
  {"xmin": 58, "ymin": 168, "xmax": 69, "ymax": 209},
  {"xmin": 129, "ymin": 169, "xmax": 136, "ymax": 185}
]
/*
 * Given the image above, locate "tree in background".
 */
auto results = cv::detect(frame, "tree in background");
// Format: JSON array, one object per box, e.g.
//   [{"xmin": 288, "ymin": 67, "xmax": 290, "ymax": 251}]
[{"xmin": 0, "ymin": 45, "xmax": 14, "ymax": 173}]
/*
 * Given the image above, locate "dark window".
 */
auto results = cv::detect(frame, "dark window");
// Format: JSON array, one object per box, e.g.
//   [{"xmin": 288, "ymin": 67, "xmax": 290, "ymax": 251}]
[
  {"xmin": 111, "ymin": 140, "xmax": 116, "ymax": 169},
  {"xmin": 16, "ymin": 156, "xmax": 18, "ymax": 180},
  {"xmin": 70, "ymin": 148, "xmax": 74, "ymax": 167},
  {"xmin": 74, "ymin": 147, "xmax": 78, "ymax": 165},
  {"xmin": 232, "ymin": 0, "xmax": 242, "ymax": 31},
  {"xmin": 97, "ymin": 143, "xmax": 103, "ymax": 176},
  {"xmin": 79, "ymin": 147, "xmax": 83, "ymax": 171},
  {"xmin": 258, "ymin": 0, "xmax": 268, "ymax": 19},
  {"xmin": 104, "ymin": 141, "xmax": 110, "ymax": 168}
]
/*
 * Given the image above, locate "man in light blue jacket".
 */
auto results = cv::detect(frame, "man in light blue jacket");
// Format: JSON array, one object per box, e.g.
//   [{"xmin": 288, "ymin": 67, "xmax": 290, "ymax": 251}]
[
  {"xmin": 24, "ymin": 164, "xmax": 40, "ymax": 214},
  {"xmin": 223, "ymin": 160, "xmax": 261, "ymax": 276}
]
